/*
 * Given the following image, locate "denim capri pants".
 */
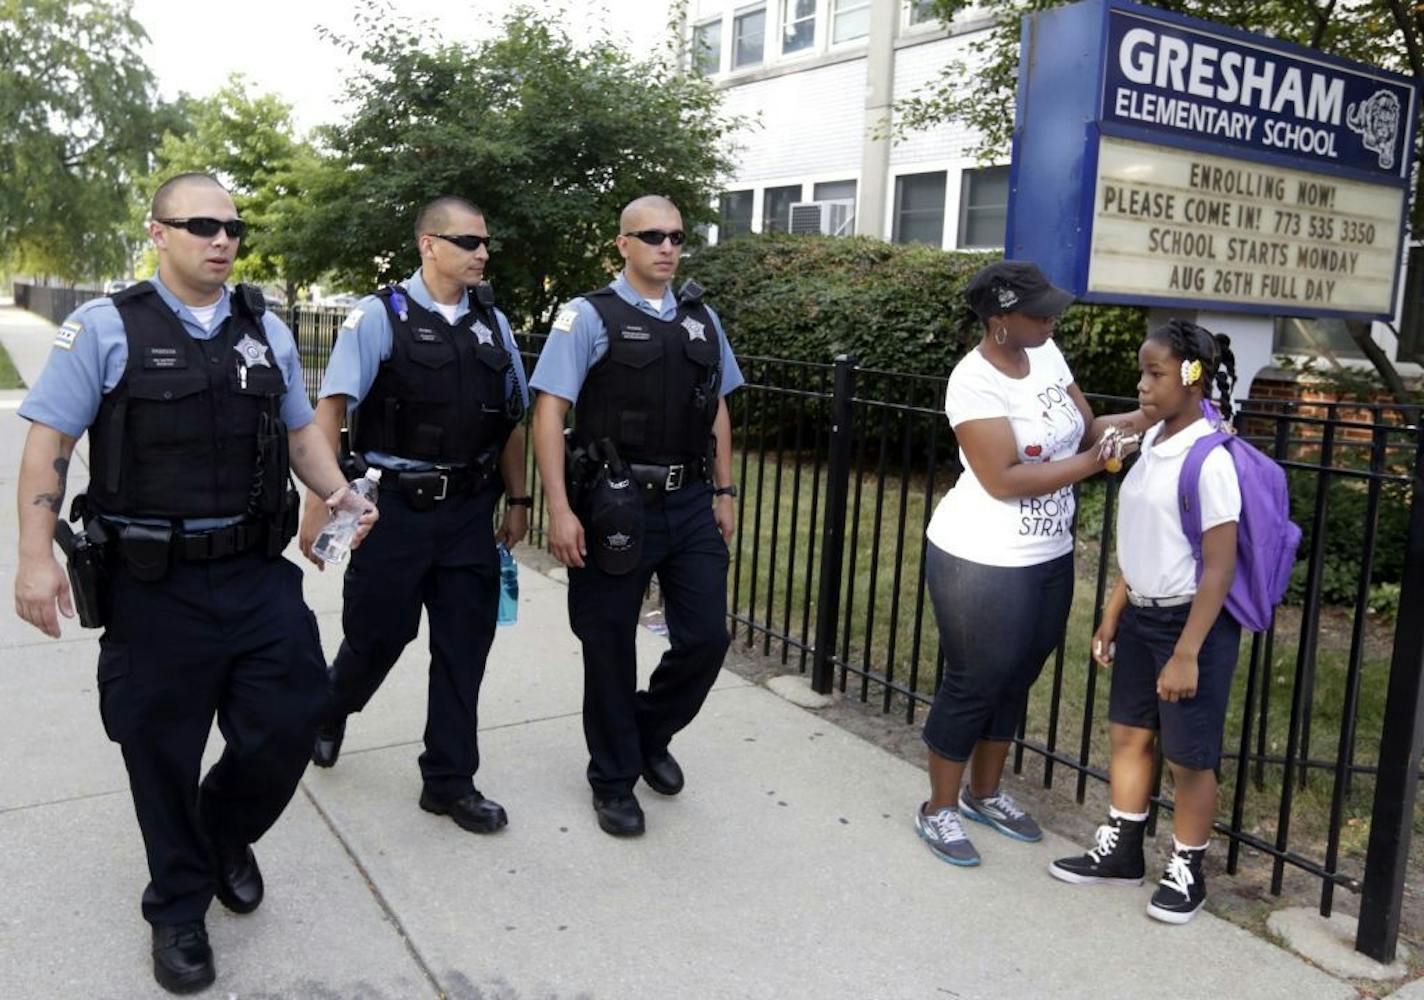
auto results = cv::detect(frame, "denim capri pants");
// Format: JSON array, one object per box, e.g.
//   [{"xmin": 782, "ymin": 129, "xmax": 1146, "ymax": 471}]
[{"xmin": 921, "ymin": 544, "xmax": 1075, "ymax": 761}]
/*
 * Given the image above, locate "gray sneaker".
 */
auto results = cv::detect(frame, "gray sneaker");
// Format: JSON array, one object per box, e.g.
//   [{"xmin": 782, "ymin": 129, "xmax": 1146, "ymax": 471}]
[
  {"xmin": 959, "ymin": 787, "xmax": 1043, "ymax": 843},
  {"xmin": 915, "ymin": 803, "xmax": 981, "ymax": 867}
]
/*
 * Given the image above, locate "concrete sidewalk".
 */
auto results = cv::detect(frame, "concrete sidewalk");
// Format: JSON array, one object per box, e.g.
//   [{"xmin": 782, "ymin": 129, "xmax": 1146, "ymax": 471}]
[{"xmin": 0, "ymin": 304, "xmax": 1357, "ymax": 998}]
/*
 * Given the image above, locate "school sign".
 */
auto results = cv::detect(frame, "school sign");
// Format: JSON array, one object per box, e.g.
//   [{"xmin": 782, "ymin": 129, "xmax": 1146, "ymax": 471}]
[{"xmin": 1007, "ymin": 0, "xmax": 1419, "ymax": 319}]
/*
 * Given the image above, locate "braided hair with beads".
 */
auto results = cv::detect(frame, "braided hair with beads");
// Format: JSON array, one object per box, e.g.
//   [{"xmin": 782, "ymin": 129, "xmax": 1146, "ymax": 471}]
[{"xmin": 1146, "ymin": 319, "xmax": 1238, "ymax": 427}]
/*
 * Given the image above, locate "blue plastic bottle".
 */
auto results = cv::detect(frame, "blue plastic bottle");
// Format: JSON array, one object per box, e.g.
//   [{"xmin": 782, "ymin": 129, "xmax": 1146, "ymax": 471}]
[{"xmin": 497, "ymin": 543, "xmax": 518, "ymax": 626}]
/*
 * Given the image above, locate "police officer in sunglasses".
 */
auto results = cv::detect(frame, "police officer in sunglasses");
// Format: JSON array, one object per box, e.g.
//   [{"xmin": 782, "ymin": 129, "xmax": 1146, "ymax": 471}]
[
  {"xmin": 299, "ymin": 195, "xmax": 531, "ymax": 837},
  {"xmin": 530, "ymin": 195, "xmax": 743, "ymax": 837},
  {"xmin": 14, "ymin": 172, "xmax": 376, "ymax": 993}
]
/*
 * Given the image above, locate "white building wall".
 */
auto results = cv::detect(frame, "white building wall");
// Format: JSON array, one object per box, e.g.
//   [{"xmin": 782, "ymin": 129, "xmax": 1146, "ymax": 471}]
[
  {"xmin": 720, "ymin": 58, "xmax": 868, "ymax": 185},
  {"xmin": 888, "ymin": 33, "xmax": 984, "ymax": 166}
]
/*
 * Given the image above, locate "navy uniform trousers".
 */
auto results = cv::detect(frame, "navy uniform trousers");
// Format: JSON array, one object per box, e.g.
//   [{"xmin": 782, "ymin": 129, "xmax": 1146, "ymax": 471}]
[
  {"xmin": 97, "ymin": 552, "xmax": 326, "ymax": 926},
  {"xmin": 326, "ymin": 484, "xmax": 500, "ymax": 798},
  {"xmin": 569, "ymin": 482, "xmax": 732, "ymax": 796}
]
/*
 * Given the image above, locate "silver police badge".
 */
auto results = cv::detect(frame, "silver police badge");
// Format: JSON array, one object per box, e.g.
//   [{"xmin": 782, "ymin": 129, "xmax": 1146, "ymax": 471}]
[
  {"xmin": 233, "ymin": 334, "xmax": 272, "ymax": 368},
  {"xmin": 681, "ymin": 316, "xmax": 706, "ymax": 341},
  {"xmin": 472, "ymin": 320, "xmax": 495, "ymax": 346}
]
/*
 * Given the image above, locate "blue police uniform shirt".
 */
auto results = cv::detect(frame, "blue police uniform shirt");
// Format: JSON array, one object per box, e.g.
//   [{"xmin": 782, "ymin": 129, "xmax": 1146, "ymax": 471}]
[
  {"xmin": 319, "ymin": 270, "xmax": 531, "ymax": 471},
  {"xmin": 19, "ymin": 274, "xmax": 314, "ymax": 529},
  {"xmin": 529, "ymin": 270, "xmax": 744, "ymax": 404},
  {"xmin": 20, "ymin": 274, "xmax": 314, "ymax": 437}
]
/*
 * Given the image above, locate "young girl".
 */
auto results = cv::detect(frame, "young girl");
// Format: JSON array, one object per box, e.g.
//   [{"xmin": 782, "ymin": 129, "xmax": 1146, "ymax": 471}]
[{"xmin": 1049, "ymin": 320, "xmax": 1240, "ymax": 924}]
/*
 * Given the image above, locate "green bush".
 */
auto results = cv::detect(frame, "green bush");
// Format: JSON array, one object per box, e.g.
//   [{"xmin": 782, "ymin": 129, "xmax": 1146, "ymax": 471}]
[
  {"xmin": 682, "ymin": 234, "xmax": 1148, "ymax": 399},
  {"xmin": 1286, "ymin": 473, "xmax": 1411, "ymax": 604}
]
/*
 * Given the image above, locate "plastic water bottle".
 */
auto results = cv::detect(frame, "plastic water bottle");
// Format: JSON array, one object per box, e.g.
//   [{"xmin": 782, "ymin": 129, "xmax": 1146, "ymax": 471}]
[
  {"xmin": 312, "ymin": 468, "xmax": 382, "ymax": 566},
  {"xmin": 497, "ymin": 543, "xmax": 518, "ymax": 626}
]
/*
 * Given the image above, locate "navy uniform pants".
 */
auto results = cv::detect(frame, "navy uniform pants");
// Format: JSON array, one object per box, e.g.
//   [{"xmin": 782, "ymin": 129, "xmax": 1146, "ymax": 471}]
[
  {"xmin": 97, "ymin": 553, "xmax": 326, "ymax": 927},
  {"xmin": 568, "ymin": 482, "xmax": 731, "ymax": 796},
  {"xmin": 326, "ymin": 484, "xmax": 500, "ymax": 799}
]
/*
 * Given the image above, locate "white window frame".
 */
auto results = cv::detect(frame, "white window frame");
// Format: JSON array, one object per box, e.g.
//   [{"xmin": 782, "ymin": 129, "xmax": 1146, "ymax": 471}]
[
  {"xmin": 779, "ymin": 0, "xmax": 818, "ymax": 57},
  {"xmin": 903, "ymin": 0, "xmax": 940, "ymax": 32},
  {"xmin": 956, "ymin": 164, "xmax": 1010, "ymax": 250},
  {"xmin": 691, "ymin": 17, "xmax": 724, "ymax": 76},
  {"xmin": 830, "ymin": 0, "xmax": 872, "ymax": 45},
  {"xmin": 731, "ymin": 4, "xmax": 768, "ymax": 71},
  {"xmin": 891, "ymin": 169, "xmax": 949, "ymax": 248}
]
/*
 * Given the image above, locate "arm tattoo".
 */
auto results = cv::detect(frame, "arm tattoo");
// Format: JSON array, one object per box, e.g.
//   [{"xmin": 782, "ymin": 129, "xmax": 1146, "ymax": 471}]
[{"xmin": 31, "ymin": 456, "xmax": 69, "ymax": 514}]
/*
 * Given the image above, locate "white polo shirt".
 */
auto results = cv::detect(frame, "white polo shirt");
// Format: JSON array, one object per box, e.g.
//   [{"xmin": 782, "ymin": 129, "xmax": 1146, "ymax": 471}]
[
  {"xmin": 1116, "ymin": 418, "xmax": 1242, "ymax": 599},
  {"xmin": 926, "ymin": 339, "xmax": 1084, "ymax": 567}
]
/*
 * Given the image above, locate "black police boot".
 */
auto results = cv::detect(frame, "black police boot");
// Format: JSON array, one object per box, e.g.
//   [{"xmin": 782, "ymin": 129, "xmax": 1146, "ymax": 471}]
[
  {"xmin": 419, "ymin": 787, "xmax": 509, "ymax": 834},
  {"xmin": 213, "ymin": 843, "xmax": 264, "ymax": 914},
  {"xmin": 311, "ymin": 715, "xmax": 346, "ymax": 768},
  {"xmin": 641, "ymin": 749, "xmax": 684, "ymax": 796},
  {"xmin": 152, "ymin": 921, "xmax": 215, "ymax": 994},
  {"xmin": 1048, "ymin": 813, "xmax": 1147, "ymax": 886},
  {"xmin": 593, "ymin": 791, "xmax": 645, "ymax": 837}
]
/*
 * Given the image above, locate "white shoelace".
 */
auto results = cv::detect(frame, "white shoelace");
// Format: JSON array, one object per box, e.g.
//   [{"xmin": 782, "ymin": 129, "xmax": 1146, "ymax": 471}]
[
  {"xmin": 1088, "ymin": 822, "xmax": 1120, "ymax": 863},
  {"xmin": 983, "ymin": 790, "xmax": 1026, "ymax": 820},
  {"xmin": 929, "ymin": 809, "xmax": 969, "ymax": 843},
  {"xmin": 1160, "ymin": 852, "xmax": 1196, "ymax": 897}
]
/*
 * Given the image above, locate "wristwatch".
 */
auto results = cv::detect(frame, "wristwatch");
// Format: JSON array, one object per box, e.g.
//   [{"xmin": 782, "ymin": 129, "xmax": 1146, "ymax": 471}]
[
  {"xmin": 506, "ymin": 496, "xmax": 534, "ymax": 508},
  {"xmin": 713, "ymin": 484, "xmax": 738, "ymax": 498}
]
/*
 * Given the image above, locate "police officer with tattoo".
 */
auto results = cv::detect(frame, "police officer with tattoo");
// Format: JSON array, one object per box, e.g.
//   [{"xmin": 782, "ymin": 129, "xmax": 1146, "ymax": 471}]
[
  {"xmin": 530, "ymin": 195, "xmax": 742, "ymax": 837},
  {"xmin": 299, "ymin": 196, "xmax": 530, "ymax": 835},
  {"xmin": 13, "ymin": 173, "xmax": 376, "ymax": 994}
]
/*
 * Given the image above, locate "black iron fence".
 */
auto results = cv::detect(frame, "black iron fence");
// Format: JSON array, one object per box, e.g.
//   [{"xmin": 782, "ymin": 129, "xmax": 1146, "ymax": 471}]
[
  {"xmin": 512, "ymin": 340, "xmax": 1424, "ymax": 962},
  {"xmin": 16, "ymin": 285, "xmax": 1424, "ymax": 960}
]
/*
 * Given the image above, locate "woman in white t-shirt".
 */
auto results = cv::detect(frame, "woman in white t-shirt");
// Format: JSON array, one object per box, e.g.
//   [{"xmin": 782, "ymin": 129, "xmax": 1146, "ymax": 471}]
[
  {"xmin": 1050, "ymin": 322, "xmax": 1241, "ymax": 926},
  {"xmin": 914, "ymin": 261, "xmax": 1146, "ymax": 868}
]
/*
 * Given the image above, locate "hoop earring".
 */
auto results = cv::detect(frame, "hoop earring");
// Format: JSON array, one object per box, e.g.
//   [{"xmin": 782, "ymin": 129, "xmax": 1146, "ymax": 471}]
[{"xmin": 993, "ymin": 325, "xmax": 1008, "ymax": 346}]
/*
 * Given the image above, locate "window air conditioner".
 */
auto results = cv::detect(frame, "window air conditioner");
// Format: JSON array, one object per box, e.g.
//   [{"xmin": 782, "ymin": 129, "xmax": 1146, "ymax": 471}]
[{"xmin": 788, "ymin": 200, "xmax": 856, "ymax": 236}]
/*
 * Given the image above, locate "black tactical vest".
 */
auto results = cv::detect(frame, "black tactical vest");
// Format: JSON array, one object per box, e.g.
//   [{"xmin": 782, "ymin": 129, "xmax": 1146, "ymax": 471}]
[
  {"xmin": 88, "ymin": 282, "xmax": 285, "ymax": 520},
  {"xmin": 573, "ymin": 287, "xmax": 721, "ymax": 464},
  {"xmin": 352, "ymin": 284, "xmax": 522, "ymax": 466}
]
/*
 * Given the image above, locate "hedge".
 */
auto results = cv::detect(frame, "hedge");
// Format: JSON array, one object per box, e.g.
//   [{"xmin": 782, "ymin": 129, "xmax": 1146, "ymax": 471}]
[{"xmin": 682, "ymin": 234, "xmax": 1149, "ymax": 399}]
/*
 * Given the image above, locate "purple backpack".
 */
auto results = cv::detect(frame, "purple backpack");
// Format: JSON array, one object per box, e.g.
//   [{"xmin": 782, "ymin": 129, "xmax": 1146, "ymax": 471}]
[{"xmin": 1178, "ymin": 425, "xmax": 1302, "ymax": 633}]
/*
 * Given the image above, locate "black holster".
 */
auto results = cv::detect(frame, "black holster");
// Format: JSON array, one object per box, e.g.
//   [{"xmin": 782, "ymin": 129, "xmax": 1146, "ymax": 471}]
[
  {"xmin": 564, "ymin": 428, "xmax": 595, "ymax": 512},
  {"xmin": 54, "ymin": 516, "xmax": 109, "ymax": 629}
]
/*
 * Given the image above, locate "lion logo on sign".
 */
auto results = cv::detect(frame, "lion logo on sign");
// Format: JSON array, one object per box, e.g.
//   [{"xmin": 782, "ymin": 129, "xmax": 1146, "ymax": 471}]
[{"xmin": 1346, "ymin": 90, "xmax": 1401, "ymax": 171}]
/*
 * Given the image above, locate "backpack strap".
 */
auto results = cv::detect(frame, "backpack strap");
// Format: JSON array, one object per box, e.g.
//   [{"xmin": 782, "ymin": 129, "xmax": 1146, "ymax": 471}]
[{"xmin": 1178, "ymin": 431, "xmax": 1233, "ymax": 564}]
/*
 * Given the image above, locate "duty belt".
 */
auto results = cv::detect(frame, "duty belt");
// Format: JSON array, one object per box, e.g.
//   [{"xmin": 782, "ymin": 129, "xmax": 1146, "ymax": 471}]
[
  {"xmin": 175, "ymin": 521, "xmax": 265, "ymax": 561},
  {"xmin": 627, "ymin": 461, "xmax": 706, "ymax": 495},
  {"xmin": 378, "ymin": 466, "xmax": 491, "ymax": 506}
]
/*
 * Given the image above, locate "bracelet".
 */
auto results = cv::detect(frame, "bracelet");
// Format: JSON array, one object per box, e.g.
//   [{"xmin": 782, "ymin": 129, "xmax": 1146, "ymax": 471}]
[
  {"xmin": 506, "ymin": 496, "xmax": 533, "ymax": 508},
  {"xmin": 712, "ymin": 484, "xmax": 738, "ymax": 498}
]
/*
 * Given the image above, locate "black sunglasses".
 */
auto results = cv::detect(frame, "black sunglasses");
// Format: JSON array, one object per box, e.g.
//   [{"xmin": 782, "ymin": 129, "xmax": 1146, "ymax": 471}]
[
  {"xmin": 623, "ymin": 229, "xmax": 686, "ymax": 247},
  {"xmin": 156, "ymin": 217, "xmax": 247, "ymax": 239},
  {"xmin": 431, "ymin": 233, "xmax": 491, "ymax": 252}
]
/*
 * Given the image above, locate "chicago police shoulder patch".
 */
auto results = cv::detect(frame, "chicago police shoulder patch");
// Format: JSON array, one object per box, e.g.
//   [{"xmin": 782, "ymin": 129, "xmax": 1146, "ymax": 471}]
[
  {"xmin": 551, "ymin": 307, "xmax": 579, "ymax": 333},
  {"xmin": 52, "ymin": 319, "xmax": 83, "ymax": 351}
]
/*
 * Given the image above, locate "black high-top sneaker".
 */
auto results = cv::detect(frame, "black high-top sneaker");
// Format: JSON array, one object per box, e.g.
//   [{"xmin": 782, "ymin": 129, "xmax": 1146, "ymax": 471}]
[
  {"xmin": 1048, "ymin": 814, "xmax": 1147, "ymax": 885},
  {"xmin": 1147, "ymin": 843, "xmax": 1208, "ymax": 924}
]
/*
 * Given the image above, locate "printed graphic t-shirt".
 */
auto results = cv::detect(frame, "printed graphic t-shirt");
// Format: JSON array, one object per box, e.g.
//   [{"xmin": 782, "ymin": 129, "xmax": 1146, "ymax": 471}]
[{"xmin": 926, "ymin": 339, "xmax": 1085, "ymax": 567}]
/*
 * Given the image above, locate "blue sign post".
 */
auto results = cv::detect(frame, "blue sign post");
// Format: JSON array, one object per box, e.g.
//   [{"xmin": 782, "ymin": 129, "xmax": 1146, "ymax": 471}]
[{"xmin": 1007, "ymin": 0, "xmax": 1419, "ymax": 320}]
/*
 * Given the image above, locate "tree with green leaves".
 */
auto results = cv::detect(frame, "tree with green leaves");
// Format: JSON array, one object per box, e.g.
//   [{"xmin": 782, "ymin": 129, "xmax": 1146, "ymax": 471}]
[
  {"xmin": 0, "ymin": 0, "xmax": 168, "ymax": 282},
  {"xmin": 150, "ymin": 75, "xmax": 321, "ymax": 302},
  {"xmin": 276, "ymin": 3, "xmax": 743, "ymax": 330},
  {"xmin": 897, "ymin": 0, "xmax": 1423, "ymax": 398}
]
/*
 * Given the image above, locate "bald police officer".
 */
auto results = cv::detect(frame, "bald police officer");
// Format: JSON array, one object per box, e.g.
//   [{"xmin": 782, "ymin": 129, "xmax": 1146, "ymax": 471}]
[
  {"xmin": 531, "ymin": 195, "xmax": 742, "ymax": 837},
  {"xmin": 13, "ymin": 173, "xmax": 375, "ymax": 994},
  {"xmin": 299, "ymin": 195, "xmax": 530, "ymax": 834}
]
